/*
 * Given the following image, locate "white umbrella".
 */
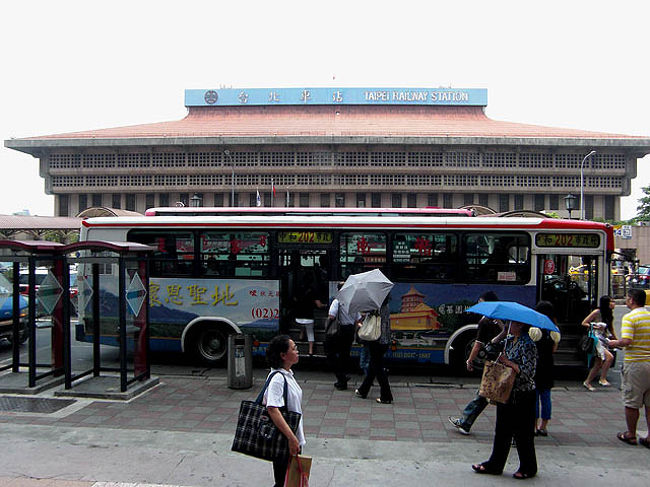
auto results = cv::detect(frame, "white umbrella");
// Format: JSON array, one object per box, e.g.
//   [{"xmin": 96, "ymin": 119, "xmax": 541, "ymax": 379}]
[{"xmin": 337, "ymin": 269, "xmax": 394, "ymax": 316}]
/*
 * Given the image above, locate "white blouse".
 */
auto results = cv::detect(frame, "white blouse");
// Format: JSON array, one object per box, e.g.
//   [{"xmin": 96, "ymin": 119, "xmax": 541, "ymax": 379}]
[{"xmin": 263, "ymin": 368, "xmax": 305, "ymax": 446}]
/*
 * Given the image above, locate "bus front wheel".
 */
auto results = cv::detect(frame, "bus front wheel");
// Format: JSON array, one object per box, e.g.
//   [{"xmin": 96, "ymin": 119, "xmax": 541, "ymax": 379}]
[{"xmin": 189, "ymin": 324, "xmax": 230, "ymax": 366}]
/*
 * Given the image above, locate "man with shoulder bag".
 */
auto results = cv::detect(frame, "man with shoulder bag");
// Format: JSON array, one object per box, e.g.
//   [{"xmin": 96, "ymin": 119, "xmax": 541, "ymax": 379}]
[{"xmin": 326, "ymin": 282, "xmax": 361, "ymax": 391}]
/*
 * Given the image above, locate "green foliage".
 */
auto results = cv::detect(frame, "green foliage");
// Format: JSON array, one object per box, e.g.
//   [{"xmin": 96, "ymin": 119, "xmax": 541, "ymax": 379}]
[{"xmin": 635, "ymin": 185, "xmax": 650, "ymax": 222}]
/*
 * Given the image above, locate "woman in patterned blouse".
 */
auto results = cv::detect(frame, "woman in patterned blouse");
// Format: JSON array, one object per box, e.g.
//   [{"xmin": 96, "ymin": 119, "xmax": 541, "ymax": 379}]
[{"xmin": 472, "ymin": 320, "xmax": 539, "ymax": 480}]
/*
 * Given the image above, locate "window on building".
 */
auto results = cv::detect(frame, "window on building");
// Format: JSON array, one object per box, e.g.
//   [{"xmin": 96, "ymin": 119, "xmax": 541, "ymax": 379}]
[
  {"xmin": 126, "ymin": 193, "xmax": 136, "ymax": 211},
  {"xmin": 92, "ymin": 193, "xmax": 102, "ymax": 207},
  {"xmin": 78, "ymin": 194, "xmax": 88, "ymax": 213},
  {"xmin": 405, "ymin": 193, "xmax": 415, "ymax": 208},
  {"xmin": 160, "ymin": 193, "xmax": 169, "ymax": 207},
  {"xmin": 534, "ymin": 194, "xmax": 545, "ymax": 211},
  {"xmin": 371, "ymin": 193, "xmax": 381, "ymax": 208},
  {"xmin": 463, "ymin": 193, "xmax": 474, "ymax": 206},
  {"xmin": 356, "ymin": 193, "xmax": 366, "ymax": 208},
  {"xmin": 605, "ymin": 195, "xmax": 615, "ymax": 221},
  {"xmin": 59, "ymin": 195, "xmax": 69, "ymax": 217},
  {"xmin": 232, "ymin": 192, "xmax": 239, "ymax": 207},
  {"xmin": 443, "ymin": 193, "xmax": 454, "ymax": 208},
  {"xmin": 514, "ymin": 194, "xmax": 524, "ymax": 210},
  {"xmin": 112, "ymin": 193, "xmax": 121, "ymax": 209},
  {"xmin": 392, "ymin": 193, "xmax": 402, "ymax": 208},
  {"xmin": 299, "ymin": 193, "xmax": 310, "ymax": 207},
  {"xmin": 145, "ymin": 193, "xmax": 155, "ymax": 209},
  {"xmin": 427, "ymin": 193, "xmax": 438, "ymax": 207},
  {"xmin": 478, "ymin": 194, "xmax": 488, "ymax": 207},
  {"xmin": 179, "ymin": 193, "xmax": 189, "ymax": 207},
  {"xmin": 249, "ymin": 193, "xmax": 257, "ymax": 207},
  {"xmin": 320, "ymin": 193, "xmax": 330, "ymax": 207},
  {"xmin": 499, "ymin": 194, "xmax": 509, "ymax": 212},
  {"xmin": 214, "ymin": 193, "xmax": 224, "ymax": 207},
  {"xmin": 548, "ymin": 194, "xmax": 559, "ymax": 211}
]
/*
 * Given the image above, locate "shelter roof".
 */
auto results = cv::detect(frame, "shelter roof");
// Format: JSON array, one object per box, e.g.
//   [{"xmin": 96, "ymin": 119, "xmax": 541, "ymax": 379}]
[{"xmin": 0, "ymin": 214, "xmax": 81, "ymax": 231}]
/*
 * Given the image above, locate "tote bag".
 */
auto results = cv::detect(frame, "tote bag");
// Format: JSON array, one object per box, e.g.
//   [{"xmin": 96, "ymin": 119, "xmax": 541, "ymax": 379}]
[
  {"xmin": 478, "ymin": 359, "xmax": 516, "ymax": 404},
  {"xmin": 232, "ymin": 371, "xmax": 302, "ymax": 461},
  {"xmin": 358, "ymin": 312, "xmax": 381, "ymax": 341}
]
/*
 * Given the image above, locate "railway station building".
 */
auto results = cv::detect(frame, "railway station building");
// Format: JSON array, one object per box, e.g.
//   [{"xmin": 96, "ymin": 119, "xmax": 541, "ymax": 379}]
[{"xmin": 5, "ymin": 87, "xmax": 650, "ymax": 219}]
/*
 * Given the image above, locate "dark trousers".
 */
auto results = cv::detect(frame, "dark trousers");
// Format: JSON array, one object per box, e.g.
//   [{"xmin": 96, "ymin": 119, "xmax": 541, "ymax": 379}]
[
  {"xmin": 460, "ymin": 390, "xmax": 489, "ymax": 430},
  {"xmin": 272, "ymin": 455, "xmax": 289, "ymax": 487},
  {"xmin": 357, "ymin": 342, "xmax": 393, "ymax": 402},
  {"xmin": 325, "ymin": 324, "xmax": 356, "ymax": 384},
  {"xmin": 485, "ymin": 389, "xmax": 537, "ymax": 476}
]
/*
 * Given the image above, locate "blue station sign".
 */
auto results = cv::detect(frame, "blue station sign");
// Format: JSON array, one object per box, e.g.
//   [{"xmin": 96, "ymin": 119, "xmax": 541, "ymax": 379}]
[{"xmin": 185, "ymin": 87, "xmax": 487, "ymax": 107}]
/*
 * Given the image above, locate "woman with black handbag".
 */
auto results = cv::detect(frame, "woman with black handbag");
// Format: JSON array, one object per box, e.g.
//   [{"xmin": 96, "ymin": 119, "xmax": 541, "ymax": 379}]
[
  {"xmin": 472, "ymin": 320, "xmax": 538, "ymax": 480},
  {"xmin": 264, "ymin": 335, "xmax": 305, "ymax": 487}
]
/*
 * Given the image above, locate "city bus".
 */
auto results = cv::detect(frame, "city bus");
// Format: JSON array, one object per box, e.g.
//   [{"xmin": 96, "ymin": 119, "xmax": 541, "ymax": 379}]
[{"xmin": 76, "ymin": 210, "xmax": 613, "ymax": 371}]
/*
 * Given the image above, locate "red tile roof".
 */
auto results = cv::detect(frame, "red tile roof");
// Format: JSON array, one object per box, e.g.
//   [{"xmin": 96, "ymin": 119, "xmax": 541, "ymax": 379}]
[{"xmin": 19, "ymin": 106, "xmax": 646, "ymax": 140}]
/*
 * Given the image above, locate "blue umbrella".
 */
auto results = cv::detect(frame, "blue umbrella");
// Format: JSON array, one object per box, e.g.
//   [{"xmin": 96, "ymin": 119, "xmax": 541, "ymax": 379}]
[{"xmin": 466, "ymin": 301, "xmax": 560, "ymax": 332}]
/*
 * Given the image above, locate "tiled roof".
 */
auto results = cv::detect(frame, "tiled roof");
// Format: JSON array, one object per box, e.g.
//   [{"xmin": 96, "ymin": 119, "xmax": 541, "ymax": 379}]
[
  {"xmin": 18, "ymin": 106, "xmax": 646, "ymax": 140},
  {"xmin": 0, "ymin": 215, "xmax": 81, "ymax": 230}
]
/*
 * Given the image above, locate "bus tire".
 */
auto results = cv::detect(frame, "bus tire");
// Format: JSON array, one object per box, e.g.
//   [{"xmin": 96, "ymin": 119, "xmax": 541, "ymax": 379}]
[
  {"xmin": 188, "ymin": 323, "xmax": 231, "ymax": 366},
  {"xmin": 451, "ymin": 332, "xmax": 475, "ymax": 375}
]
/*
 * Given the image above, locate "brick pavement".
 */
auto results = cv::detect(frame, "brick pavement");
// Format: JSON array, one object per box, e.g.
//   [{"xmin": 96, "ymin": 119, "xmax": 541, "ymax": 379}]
[{"xmin": 0, "ymin": 373, "xmax": 630, "ymax": 449}]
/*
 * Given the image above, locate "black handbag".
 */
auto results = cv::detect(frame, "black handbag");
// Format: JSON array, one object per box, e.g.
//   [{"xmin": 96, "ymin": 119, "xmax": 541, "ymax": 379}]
[
  {"xmin": 579, "ymin": 334, "xmax": 595, "ymax": 354},
  {"xmin": 232, "ymin": 371, "xmax": 301, "ymax": 461},
  {"xmin": 325, "ymin": 314, "xmax": 341, "ymax": 337}
]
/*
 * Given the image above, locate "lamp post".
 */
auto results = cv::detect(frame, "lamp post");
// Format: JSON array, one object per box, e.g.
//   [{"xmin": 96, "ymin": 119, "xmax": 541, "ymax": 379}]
[
  {"xmin": 223, "ymin": 150, "xmax": 235, "ymax": 207},
  {"xmin": 580, "ymin": 150, "xmax": 597, "ymax": 220},
  {"xmin": 564, "ymin": 193, "xmax": 577, "ymax": 219}
]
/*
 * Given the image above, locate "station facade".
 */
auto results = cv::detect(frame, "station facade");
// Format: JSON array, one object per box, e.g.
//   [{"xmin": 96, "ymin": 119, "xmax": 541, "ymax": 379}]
[{"xmin": 6, "ymin": 87, "xmax": 650, "ymax": 219}]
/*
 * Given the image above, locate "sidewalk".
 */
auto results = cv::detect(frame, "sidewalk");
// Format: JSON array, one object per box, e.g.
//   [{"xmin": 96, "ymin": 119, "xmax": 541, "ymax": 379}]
[{"xmin": 1, "ymin": 367, "xmax": 648, "ymax": 486}]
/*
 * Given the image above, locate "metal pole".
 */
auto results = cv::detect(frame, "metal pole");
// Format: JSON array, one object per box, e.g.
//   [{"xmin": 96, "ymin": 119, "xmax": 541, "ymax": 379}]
[
  {"xmin": 580, "ymin": 150, "xmax": 596, "ymax": 220},
  {"xmin": 224, "ymin": 150, "xmax": 235, "ymax": 207}
]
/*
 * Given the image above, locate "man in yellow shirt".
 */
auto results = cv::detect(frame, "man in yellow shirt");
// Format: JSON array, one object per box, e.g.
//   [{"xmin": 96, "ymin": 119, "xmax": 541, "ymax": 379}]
[{"xmin": 608, "ymin": 289, "xmax": 650, "ymax": 448}]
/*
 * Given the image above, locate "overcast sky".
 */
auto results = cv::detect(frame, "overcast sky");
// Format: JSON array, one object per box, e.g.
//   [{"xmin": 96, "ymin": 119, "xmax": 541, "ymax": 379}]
[{"xmin": 2, "ymin": 0, "xmax": 648, "ymax": 218}]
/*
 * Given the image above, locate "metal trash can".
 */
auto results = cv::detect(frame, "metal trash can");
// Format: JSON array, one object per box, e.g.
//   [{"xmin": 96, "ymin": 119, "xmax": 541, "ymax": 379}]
[{"xmin": 227, "ymin": 334, "xmax": 253, "ymax": 389}]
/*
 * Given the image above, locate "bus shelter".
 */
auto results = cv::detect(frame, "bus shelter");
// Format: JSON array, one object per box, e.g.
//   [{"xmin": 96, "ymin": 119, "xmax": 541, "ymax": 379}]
[{"xmin": 0, "ymin": 240, "xmax": 157, "ymax": 398}]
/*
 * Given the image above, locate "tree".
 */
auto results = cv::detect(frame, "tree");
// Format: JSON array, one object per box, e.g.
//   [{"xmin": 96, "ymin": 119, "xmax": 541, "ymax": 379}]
[{"xmin": 636, "ymin": 185, "xmax": 650, "ymax": 222}]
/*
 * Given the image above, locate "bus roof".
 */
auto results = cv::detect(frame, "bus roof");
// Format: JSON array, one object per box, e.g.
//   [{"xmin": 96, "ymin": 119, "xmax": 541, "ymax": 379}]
[{"xmin": 144, "ymin": 206, "xmax": 474, "ymax": 217}]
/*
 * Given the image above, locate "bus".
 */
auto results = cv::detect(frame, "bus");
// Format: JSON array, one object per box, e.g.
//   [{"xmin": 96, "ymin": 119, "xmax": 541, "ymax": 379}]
[{"xmin": 76, "ymin": 210, "xmax": 613, "ymax": 371}]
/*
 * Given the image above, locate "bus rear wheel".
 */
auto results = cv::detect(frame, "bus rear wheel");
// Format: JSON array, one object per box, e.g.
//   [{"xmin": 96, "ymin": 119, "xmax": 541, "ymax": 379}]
[{"xmin": 189, "ymin": 324, "xmax": 230, "ymax": 366}]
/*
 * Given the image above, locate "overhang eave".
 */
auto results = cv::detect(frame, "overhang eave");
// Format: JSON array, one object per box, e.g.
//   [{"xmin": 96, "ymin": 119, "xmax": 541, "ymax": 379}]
[{"xmin": 6, "ymin": 135, "xmax": 650, "ymax": 157}]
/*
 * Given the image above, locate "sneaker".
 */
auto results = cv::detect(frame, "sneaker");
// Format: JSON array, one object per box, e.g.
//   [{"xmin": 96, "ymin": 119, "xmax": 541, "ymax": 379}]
[{"xmin": 448, "ymin": 416, "xmax": 470, "ymax": 435}]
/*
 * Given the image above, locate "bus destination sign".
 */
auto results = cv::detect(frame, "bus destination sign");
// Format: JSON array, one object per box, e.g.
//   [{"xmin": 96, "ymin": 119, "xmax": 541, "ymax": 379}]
[
  {"xmin": 535, "ymin": 233, "xmax": 600, "ymax": 248},
  {"xmin": 278, "ymin": 231, "xmax": 333, "ymax": 245}
]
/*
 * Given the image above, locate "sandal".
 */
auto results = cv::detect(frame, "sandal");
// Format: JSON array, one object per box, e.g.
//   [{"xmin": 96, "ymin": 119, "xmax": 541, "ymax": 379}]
[
  {"xmin": 639, "ymin": 437, "xmax": 650, "ymax": 449},
  {"xmin": 471, "ymin": 463, "xmax": 501, "ymax": 475},
  {"xmin": 598, "ymin": 379, "xmax": 611, "ymax": 387},
  {"xmin": 582, "ymin": 381, "xmax": 595, "ymax": 392},
  {"xmin": 535, "ymin": 428, "xmax": 548, "ymax": 437},
  {"xmin": 617, "ymin": 431, "xmax": 637, "ymax": 445},
  {"xmin": 513, "ymin": 471, "xmax": 536, "ymax": 480}
]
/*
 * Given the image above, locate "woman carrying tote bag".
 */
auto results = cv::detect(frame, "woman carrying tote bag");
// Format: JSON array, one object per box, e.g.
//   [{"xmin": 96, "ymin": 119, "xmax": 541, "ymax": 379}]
[{"xmin": 264, "ymin": 335, "xmax": 306, "ymax": 487}]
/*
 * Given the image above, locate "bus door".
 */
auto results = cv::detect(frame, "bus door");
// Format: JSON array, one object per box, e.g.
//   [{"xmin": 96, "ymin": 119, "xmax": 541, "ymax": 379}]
[
  {"xmin": 537, "ymin": 254, "xmax": 599, "ymax": 325},
  {"xmin": 277, "ymin": 232, "xmax": 336, "ymax": 350}
]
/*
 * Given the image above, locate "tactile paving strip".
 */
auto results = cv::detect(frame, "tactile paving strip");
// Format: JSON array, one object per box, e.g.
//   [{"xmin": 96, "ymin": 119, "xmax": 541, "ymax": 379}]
[{"xmin": 0, "ymin": 396, "xmax": 75, "ymax": 413}]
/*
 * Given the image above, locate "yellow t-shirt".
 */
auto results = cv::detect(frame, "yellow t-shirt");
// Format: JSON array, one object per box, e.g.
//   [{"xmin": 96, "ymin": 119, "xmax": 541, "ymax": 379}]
[{"xmin": 621, "ymin": 307, "xmax": 650, "ymax": 362}]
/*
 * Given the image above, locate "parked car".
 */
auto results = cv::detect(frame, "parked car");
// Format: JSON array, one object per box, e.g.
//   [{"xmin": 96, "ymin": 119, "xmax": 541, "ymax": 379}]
[
  {"xmin": 0, "ymin": 275, "xmax": 28, "ymax": 345},
  {"xmin": 628, "ymin": 265, "xmax": 650, "ymax": 289}
]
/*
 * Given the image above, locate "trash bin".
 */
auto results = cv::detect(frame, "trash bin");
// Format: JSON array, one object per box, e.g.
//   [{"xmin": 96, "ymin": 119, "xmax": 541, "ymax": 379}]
[{"xmin": 227, "ymin": 334, "xmax": 253, "ymax": 389}]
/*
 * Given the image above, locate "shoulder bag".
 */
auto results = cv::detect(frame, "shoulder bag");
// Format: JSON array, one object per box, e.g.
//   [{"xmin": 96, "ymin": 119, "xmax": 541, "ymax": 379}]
[
  {"xmin": 478, "ymin": 358, "xmax": 516, "ymax": 404},
  {"xmin": 231, "ymin": 371, "xmax": 301, "ymax": 461},
  {"xmin": 325, "ymin": 312, "xmax": 341, "ymax": 338},
  {"xmin": 358, "ymin": 311, "xmax": 381, "ymax": 341}
]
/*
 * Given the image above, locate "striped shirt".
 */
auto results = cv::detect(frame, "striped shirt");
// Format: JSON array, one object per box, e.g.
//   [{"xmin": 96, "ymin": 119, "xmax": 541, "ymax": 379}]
[{"xmin": 621, "ymin": 307, "xmax": 650, "ymax": 362}]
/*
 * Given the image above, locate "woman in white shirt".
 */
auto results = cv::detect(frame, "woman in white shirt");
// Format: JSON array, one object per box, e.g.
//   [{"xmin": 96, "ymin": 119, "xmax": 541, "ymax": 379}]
[{"xmin": 264, "ymin": 335, "xmax": 305, "ymax": 487}]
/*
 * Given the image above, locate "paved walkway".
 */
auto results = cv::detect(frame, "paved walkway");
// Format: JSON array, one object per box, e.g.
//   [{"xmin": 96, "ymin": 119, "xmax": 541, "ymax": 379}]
[{"xmin": 1, "ymin": 367, "xmax": 648, "ymax": 486}]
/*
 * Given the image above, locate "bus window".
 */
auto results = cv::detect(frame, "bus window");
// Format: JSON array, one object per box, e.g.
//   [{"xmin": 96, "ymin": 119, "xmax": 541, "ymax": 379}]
[
  {"xmin": 462, "ymin": 233, "xmax": 530, "ymax": 284},
  {"xmin": 128, "ymin": 230, "xmax": 194, "ymax": 277},
  {"xmin": 199, "ymin": 231, "xmax": 270, "ymax": 278},
  {"xmin": 391, "ymin": 232, "xmax": 458, "ymax": 281},
  {"xmin": 339, "ymin": 232, "xmax": 387, "ymax": 278}
]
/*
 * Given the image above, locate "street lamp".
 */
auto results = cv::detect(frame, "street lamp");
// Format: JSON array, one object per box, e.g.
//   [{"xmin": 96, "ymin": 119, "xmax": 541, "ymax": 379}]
[
  {"xmin": 223, "ymin": 150, "xmax": 235, "ymax": 207},
  {"xmin": 190, "ymin": 193, "xmax": 202, "ymax": 207},
  {"xmin": 580, "ymin": 150, "xmax": 597, "ymax": 220},
  {"xmin": 564, "ymin": 193, "xmax": 577, "ymax": 219}
]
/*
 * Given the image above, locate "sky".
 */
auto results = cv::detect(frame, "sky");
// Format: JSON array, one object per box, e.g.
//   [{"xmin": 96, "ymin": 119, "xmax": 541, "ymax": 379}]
[{"xmin": 1, "ymin": 0, "xmax": 648, "ymax": 218}]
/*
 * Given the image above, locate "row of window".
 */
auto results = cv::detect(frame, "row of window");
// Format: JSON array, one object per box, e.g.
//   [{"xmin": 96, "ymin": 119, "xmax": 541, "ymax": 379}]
[
  {"xmin": 51, "ymin": 173, "xmax": 624, "ymax": 190},
  {"xmin": 127, "ymin": 229, "xmax": 532, "ymax": 285},
  {"xmin": 48, "ymin": 151, "xmax": 627, "ymax": 170}
]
